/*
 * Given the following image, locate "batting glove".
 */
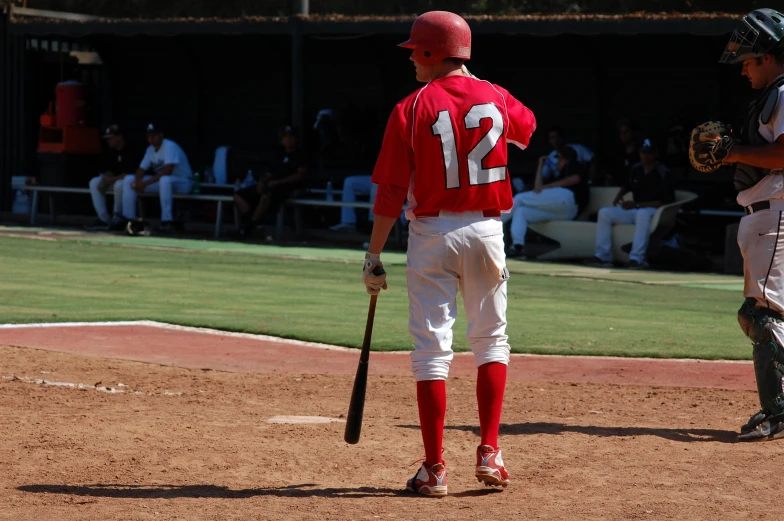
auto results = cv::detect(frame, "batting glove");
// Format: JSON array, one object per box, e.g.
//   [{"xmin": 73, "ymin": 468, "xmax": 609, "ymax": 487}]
[{"xmin": 362, "ymin": 252, "xmax": 387, "ymax": 295}]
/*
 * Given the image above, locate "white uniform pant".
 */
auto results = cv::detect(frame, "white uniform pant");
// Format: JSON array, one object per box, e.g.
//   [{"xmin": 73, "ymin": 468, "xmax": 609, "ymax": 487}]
[
  {"xmin": 88, "ymin": 175, "xmax": 125, "ymax": 223},
  {"xmin": 121, "ymin": 174, "xmax": 193, "ymax": 222},
  {"xmin": 594, "ymin": 206, "xmax": 658, "ymax": 263},
  {"xmin": 339, "ymin": 175, "xmax": 373, "ymax": 225},
  {"xmin": 738, "ymin": 202, "xmax": 784, "ymax": 346},
  {"xmin": 407, "ymin": 211, "xmax": 511, "ymax": 381},
  {"xmin": 502, "ymin": 188, "xmax": 578, "ymax": 246}
]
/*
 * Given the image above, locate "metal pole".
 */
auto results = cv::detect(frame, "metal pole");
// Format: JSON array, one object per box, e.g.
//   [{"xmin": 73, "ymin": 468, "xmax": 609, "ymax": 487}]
[
  {"xmin": 294, "ymin": 0, "xmax": 309, "ymax": 16},
  {"xmin": 0, "ymin": 4, "xmax": 24, "ymax": 213},
  {"xmin": 291, "ymin": 21, "xmax": 304, "ymax": 141},
  {"xmin": 0, "ymin": 4, "xmax": 8, "ymax": 211}
]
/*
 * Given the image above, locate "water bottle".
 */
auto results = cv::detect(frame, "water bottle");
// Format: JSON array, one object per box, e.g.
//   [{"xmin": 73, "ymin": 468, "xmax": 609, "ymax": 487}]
[
  {"xmin": 326, "ymin": 181, "xmax": 334, "ymax": 202},
  {"xmin": 234, "ymin": 178, "xmax": 242, "ymax": 192},
  {"xmin": 244, "ymin": 169, "xmax": 255, "ymax": 188},
  {"xmin": 192, "ymin": 172, "xmax": 201, "ymax": 194}
]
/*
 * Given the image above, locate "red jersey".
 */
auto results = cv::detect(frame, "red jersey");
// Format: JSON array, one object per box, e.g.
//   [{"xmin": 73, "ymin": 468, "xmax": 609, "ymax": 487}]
[{"xmin": 372, "ymin": 75, "xmax": 536, "ymax": 218}]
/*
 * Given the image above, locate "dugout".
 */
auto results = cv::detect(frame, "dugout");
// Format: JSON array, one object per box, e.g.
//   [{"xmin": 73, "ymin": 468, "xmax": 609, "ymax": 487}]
[{"xmin": 0, "ymin": 6, "xmax": 747, "ymax": 252}]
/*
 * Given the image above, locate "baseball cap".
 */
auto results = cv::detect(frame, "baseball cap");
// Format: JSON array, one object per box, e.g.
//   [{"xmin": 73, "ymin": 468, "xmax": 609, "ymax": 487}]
[
  {"xmin": 146, "ymin": 122, "xmax": 163, "ymax": 134},
  {"xmin": 640, "ymin": 138, "xmax": 657, "ymax": 153},
  {"xmin": 102, "ymin": 124, "xmax": 122, "ymax": 139},
  {"xmin": 281, "ymin": 124, "xmax": 300, "ymax": 137}
]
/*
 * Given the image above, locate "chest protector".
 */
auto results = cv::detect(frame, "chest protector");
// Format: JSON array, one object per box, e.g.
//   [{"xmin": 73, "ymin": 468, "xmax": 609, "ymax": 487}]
[{"xmin": 735, "ymin": 74, "xmax": 784, "ymax": 191}]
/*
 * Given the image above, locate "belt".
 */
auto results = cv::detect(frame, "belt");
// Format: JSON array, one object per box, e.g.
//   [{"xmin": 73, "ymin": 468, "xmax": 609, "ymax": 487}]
[
  {"xmin": 416, "ymin": 210, "xmax": 502, "ymax": 218},
  {"xmin": 744, "ymin": 201, "xmax": 770, "ymax": 215}
]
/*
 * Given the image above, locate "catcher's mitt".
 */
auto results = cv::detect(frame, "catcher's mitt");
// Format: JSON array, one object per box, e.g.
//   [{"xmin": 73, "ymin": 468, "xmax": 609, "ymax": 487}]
[
  {"xmin": 126, "ymin": 218, "xmax": 152, "ymax": 237},
  {"xmin": 689, "ymin": 121, "xmax": 735, "ymax": 173}
]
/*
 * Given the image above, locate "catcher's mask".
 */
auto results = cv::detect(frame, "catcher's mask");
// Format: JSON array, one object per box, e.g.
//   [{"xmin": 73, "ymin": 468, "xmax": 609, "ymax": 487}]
[
  {"xmin": 126, "ymin": 218, "xmax": 151, "ymax": 237},
  {"xmin": 720, "ymin": 8, "xmax": 784, "ymax": 64}
]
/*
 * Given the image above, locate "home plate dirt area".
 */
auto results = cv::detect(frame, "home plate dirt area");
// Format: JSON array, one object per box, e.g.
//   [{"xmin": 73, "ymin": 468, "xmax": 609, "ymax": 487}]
[{"xmin": 0, "ymin": 322, "xmax": 779, "ymax": 521}]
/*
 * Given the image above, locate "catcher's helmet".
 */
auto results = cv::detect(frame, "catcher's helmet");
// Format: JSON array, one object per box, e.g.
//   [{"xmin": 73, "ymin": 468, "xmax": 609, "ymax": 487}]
[
  {"xmin": 398, "ymin": 11, "xmax": 471, "ymax": 67},
  {"xmin": 720, "ymin": 8, "xmax": 784, "ymax": 64}
]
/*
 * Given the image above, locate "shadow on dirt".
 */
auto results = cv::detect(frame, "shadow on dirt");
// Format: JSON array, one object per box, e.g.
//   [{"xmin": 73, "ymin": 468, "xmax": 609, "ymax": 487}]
[
  {"xmin": 17, "ymin": 483, "xmax": 407, "ymax": 499},
  {"xmin": 395, "ymin": 422, "xmax": 737, "ymax": 443}
]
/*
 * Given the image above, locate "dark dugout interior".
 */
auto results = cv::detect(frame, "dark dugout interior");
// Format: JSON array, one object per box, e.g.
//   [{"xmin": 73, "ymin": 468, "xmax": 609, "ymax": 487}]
[{"xmin": 15, "ymin": 28, "xmax": 748, "ymax": 254}]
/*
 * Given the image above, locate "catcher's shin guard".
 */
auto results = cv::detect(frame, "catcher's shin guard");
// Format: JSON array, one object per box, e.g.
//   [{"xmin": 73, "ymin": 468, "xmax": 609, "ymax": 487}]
[
  {"xmin": 739, "ymin": 299, "xmax": 784, "ymax": 415},
  {"xmin": 752, "ymin": 340, "xmax": 784, "ymax": 415},
  {"xmin": 738, "ymin": 298, "xmax": 784, "ymax": 344}
]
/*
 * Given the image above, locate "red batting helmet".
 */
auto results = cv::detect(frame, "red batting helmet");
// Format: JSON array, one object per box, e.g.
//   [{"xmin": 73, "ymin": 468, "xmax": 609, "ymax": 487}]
[{"xmin": 398, "ymin": 11, "xmax": 471, "ymax": 66}]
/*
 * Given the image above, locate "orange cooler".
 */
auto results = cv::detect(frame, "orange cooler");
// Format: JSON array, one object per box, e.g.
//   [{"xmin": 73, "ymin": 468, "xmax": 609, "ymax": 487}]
[{"xmin": 55, "ymin": 80, "xmax": 87, "ymax": 127}]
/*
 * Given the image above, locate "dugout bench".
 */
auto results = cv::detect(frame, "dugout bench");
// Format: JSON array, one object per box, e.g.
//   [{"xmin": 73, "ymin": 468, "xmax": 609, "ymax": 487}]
[
  {"xmin": 527, "ymin": 186, "xmax": 699, "ymax": 263},
  {"xmin": 24, "ymin": 185, "xmax": 239, "ymax": 238},
  {"xmin": 273, "ymin": 188, "xmax": 405, "ymax": 244}
]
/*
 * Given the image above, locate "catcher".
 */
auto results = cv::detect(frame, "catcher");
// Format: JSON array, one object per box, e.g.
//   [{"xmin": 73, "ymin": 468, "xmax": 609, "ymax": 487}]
[{"xmin": 690, "ymin": 8, "xmax": 784, "ymax": 441}]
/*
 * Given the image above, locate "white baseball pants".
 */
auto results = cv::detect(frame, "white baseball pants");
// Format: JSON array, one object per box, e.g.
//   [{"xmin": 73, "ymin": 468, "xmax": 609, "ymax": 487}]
[
  {"xmin": 121, "ymin": 174, "xmax": 193, "ymax": 222},
  {"xmin": 594, "ymin": 206, "xmax": 658, "ymax": 263},
  {"xmin": 502, "ymin": 187, "xmax": 578, "ymax": 246},
  {"xmin": 339, "ymin": 175, "xmax": 373, "ymax": 225},
  {"xmin": 406, "ymin": 211, "xmax": 511, "ymax": 381},
  {"xmin": 88, "ymin": 175, "xmax": 125, "ymax": 223},
  {"xmin": 738, "ymin": 201, "xmax": 784, "ymax": 346}
]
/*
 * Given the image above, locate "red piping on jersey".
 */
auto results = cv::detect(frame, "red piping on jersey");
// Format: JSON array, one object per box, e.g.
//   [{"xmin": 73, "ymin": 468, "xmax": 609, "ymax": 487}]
[
  {"xmin": 481, "ymin": 78, "xmax": 510, "ymax": 139},
  {"xmin": 410, "ymin": 83, "xmax": 431, "ymax": 152}
]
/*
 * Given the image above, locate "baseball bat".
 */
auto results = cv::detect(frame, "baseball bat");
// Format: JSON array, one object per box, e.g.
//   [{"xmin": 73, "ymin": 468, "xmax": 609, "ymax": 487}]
[{"xmin": 344, "ymin": 266, "xmax": 385, "ymax": 444}]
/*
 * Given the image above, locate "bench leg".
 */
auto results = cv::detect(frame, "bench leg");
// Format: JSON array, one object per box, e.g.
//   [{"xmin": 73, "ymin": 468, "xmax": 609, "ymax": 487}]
[
  {"xmin": 49, "ymin": 195, "xmax": 55, "ymax": 224},
  {"xmin": 233, "ymin": 204, "xmax": 240, "ymax": 228},
  {"xmin": 275, "ymin": 205, "xmax": 285, "ymax": 241},
  {"xmin": 294, "ymin": 206, "xmax": 305, "ymax": 239},
  {"xmin": 215, "ymin": 201, "xmax": 223, "ymax": 238},
  {"xmin": 30, "ymin": 191, "xmax": 39, "ymax": 225}
]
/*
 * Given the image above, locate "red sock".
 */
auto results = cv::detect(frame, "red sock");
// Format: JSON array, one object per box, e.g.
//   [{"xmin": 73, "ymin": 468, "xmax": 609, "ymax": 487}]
[
  {"xmin": 477, "ymin": 362, "xmax": 507, "ymax": 449},
  {"xmin": 416, "ymin": 379, "xmax": 447, "ymax": 467}
]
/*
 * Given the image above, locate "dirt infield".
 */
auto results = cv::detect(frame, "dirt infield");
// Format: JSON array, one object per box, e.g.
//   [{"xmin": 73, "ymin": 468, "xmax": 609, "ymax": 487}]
[{"xmin": 0, "ymin": 323, "xmax": 777, "ymax": 520}]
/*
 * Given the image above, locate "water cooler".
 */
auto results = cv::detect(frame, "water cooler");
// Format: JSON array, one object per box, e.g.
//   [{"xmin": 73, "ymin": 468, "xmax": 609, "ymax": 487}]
[
  {"xmin": 36, "ymin": 80, "xmax": 101, "ymax": 214},
  {"xmin": 11, "ymin": 176, "xmax": 30, "ymax": 215}
]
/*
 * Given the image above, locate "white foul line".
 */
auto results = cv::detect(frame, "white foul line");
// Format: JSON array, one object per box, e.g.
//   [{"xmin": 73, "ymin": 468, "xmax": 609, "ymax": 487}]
[
  {"xmin": 0, "ymin": 320, "xmax": 357, "ymax": 352},
  {"xmin": 0, "ymin": 320, "xmax": 752, "ymax": 364}
]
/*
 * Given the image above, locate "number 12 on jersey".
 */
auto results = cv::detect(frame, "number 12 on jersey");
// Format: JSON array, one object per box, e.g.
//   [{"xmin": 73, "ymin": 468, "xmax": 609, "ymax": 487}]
[{"xmin": 431, "ymin": 103, "xmax": 506, "ymax": 189}]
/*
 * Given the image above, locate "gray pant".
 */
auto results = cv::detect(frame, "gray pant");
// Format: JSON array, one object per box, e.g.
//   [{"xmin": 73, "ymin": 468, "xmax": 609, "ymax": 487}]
[
  {"xmin": 121, "ymin": 174, "xmax": 193, "ymax": 222},
  {"xmin": 501, "ymin": 187, "xmax": 577, "ymax": 246},
  {"xmin": 594, "ymin": 206, "xmax": 657, "ymax": 263},
  {"xmin": 88, "ymin": 175, "xmax": 125, "ymax": 223}
]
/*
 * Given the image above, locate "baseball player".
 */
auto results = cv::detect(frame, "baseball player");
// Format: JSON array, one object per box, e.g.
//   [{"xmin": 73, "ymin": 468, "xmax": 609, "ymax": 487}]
[
  {"xmin": 709, "ymin": 8, "xmax": 784, "ymax": 441},
  {"xmin": 503, "ymin": 145, "xmax": 589, "ymax": 258},
  {"xmin": 121, "ymin": 123, "xmax": 193, "ymax": 231},
  {"xmin": 233, "ymin": 125, "xmax": 308, "ymax": 238},
  {"xmin": 589, "ymin": 138, "xmax": 674, "ymax": 269},
  {"xmin": 361, "ymin": 11, "xmax": 536, "ymax": 495},
  {"xmin": 329, "ymin": 175, "xmax": 374, "ymax": 232},
  {"xmin": 539, "ymin": 127, "xmax": 594, "ymax": 181},
  {"xmin": 86, "ymin": 124, "xmax": 140, "ymax": 231}
]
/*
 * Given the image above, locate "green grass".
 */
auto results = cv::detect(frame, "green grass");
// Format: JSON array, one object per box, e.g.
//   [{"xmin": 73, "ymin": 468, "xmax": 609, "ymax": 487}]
[{"xmin": 0, "ymin": 235, "xmax": 750, "ymax": 359}]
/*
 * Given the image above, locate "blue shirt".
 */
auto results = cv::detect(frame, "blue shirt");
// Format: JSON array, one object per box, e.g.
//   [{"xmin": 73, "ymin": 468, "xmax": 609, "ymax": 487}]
[{"xmin": 542, "ymin": 143, "xmax": 594, "ymax": 180}]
